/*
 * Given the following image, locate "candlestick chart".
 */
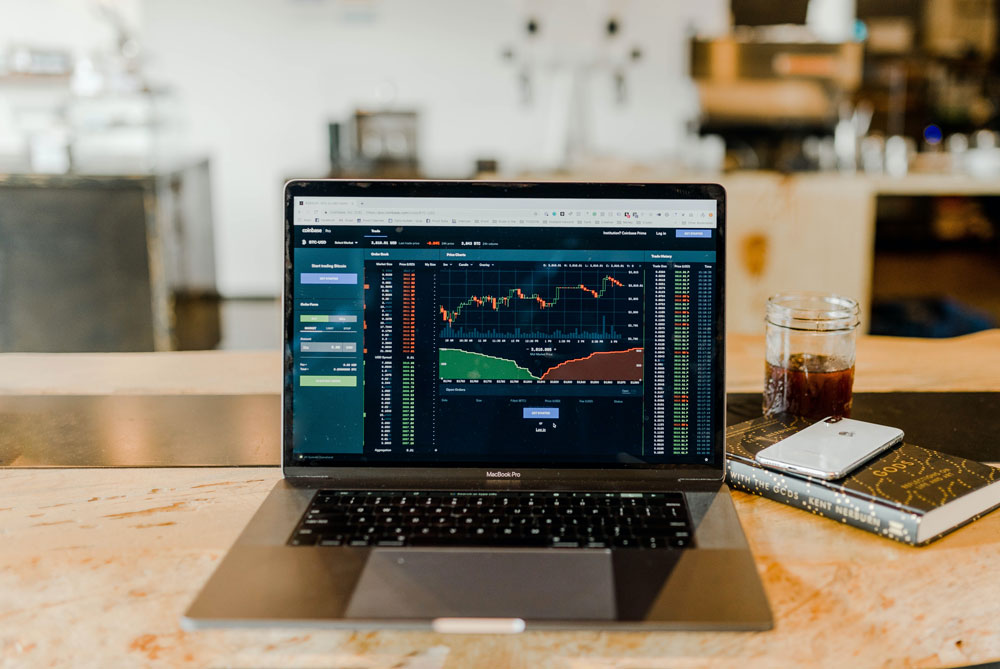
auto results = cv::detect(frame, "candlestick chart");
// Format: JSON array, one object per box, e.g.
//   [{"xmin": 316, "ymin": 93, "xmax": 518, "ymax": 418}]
[{"xmin": 438, "ymin": 265, "xmax": 644, "ymax": 383}]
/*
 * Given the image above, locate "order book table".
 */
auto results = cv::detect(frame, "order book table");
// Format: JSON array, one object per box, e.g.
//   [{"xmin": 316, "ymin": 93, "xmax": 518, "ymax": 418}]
[{"xmin": 1, "ymin": 331, "xmax": 999, "ymax": 667}]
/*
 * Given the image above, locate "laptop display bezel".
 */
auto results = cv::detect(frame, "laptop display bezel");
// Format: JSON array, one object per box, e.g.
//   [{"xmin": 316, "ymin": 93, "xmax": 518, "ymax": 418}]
[{"xmin": 282, "ymin": 180, "xmax": 727, "ymax": 485}]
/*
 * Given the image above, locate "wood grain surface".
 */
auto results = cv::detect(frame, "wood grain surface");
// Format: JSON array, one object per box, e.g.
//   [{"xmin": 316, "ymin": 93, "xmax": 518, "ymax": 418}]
[
  {"xmin": 4, "ymin": 467, "xmax": 1000, "ymax": 668},
  {"xmin": 2, "ymin": 331, "xmax": 999, "ymax": 667}
]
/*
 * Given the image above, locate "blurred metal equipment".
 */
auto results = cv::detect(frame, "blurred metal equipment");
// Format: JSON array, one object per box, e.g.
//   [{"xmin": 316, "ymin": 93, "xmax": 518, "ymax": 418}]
[
  {"xmin": 0, "ymin": 394, "xmax": 278, "ymax": 467},
  {"xmin": 0, "ymin": 160, "xmax": 219, "ymax": 352},
  {"xmin": 328, "ymin": 110, "xmax": 421, "ymax": 178},
  {"xmin": 690, "ymin": 26, "xmax": 863, "ymax": 171},
  {"xmin": 691, "ymin": 37, "xmax": 863, "ymax": 126},
  {"xmin": 730, "ymin": 0, "xmax": 809, "ymax": 27}
]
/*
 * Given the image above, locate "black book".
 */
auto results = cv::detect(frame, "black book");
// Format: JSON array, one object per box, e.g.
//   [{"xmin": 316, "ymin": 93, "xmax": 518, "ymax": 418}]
[{"xmin": 726, "ymin": 414, "xmax": 1000, "ymax": 545}]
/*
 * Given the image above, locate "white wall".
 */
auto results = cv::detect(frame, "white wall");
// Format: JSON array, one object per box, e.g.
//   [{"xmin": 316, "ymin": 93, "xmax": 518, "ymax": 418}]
[
  {"xmin": 3, "ymin": 0, "xmax": 728, "ymax": 296},
  {"xmin": 140, "ymin": 0, "xmax": 727, "ymax": 296}
]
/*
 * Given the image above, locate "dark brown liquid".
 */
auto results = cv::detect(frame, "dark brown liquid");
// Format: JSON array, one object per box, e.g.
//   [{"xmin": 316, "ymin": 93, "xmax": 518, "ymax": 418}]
[{"xmin": 763, "ymin": 353, "xmax": 854, "ymax": 420}]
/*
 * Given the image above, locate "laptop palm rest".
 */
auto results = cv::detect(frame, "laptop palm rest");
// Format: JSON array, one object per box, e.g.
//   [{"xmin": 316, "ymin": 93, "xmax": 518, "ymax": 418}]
[{"xmin": 344, "ymin": 549, "xmax": 616, "ymax": 620}]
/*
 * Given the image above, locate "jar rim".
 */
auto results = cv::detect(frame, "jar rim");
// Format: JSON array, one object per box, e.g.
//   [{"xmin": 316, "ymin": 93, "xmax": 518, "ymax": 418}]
[{"xmin": 765, "ymin": 292, "xmax": 860, "ymax": 331}]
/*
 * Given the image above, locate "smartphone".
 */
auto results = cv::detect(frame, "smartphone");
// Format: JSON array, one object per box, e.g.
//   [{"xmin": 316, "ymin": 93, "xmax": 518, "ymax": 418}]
[{"xmin": 754, "ymin": 416, "xmax": 904, "ymax": 480}]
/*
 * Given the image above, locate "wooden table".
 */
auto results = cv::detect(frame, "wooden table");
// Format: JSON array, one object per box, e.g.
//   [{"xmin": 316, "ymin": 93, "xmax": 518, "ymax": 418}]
[{"xmin": 2, "ymin": 332, "xmax": 1000, "ymax": 667}]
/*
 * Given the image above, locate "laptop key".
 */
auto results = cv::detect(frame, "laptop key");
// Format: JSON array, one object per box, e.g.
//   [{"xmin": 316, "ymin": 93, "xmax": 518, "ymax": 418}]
[
  {"xmin": 497, "ymin": 535, "xmax": 547, "ymax": 547},
  {"xmin": 303, "ymin": 517, "xmax": 329, "ymax": 525},
  {"xmin": 409, "ymin": 536, "xmax": 474, "ymax": 547}
]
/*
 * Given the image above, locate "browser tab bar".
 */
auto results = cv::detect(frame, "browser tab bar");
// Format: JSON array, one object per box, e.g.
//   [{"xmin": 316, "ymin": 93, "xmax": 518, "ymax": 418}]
[{"xmin": 294, "ymin": 197, "xmax": 717, "ymax": 229}]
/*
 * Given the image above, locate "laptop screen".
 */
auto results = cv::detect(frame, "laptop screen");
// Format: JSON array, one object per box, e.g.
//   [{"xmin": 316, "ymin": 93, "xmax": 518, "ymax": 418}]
[{"xmin": 285, "ymin": 182, "xmax": 724, "ymax": 471}]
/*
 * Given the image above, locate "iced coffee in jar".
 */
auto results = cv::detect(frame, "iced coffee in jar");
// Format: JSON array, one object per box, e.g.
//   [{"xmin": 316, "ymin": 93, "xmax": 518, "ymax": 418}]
[{"xmin": 763, "ymin": 292, "xmax": 860, "ymax": 420}]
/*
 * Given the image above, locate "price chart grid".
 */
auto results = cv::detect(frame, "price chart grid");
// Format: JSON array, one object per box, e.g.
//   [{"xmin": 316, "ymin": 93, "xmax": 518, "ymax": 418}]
[{"xmin": 438, "ymin": 267, "xmax": 636, "ymax": 341}]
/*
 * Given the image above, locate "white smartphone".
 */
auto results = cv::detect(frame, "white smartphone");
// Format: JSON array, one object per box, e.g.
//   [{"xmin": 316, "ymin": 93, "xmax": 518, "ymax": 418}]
[{"xmin": 754, "ymin": 416, "xmax": 904, "ymax": 480}]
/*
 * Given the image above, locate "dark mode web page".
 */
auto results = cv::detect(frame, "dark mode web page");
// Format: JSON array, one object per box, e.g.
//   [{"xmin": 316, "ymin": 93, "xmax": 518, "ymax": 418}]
[{"xmin": 289, "ymin": 196, "xmax": 719, "ymax": 467}]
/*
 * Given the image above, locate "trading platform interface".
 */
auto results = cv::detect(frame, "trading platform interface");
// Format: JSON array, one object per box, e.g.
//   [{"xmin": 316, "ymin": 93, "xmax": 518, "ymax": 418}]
[{"xmin": 289, "ymin": 196, "xmax": 719, "ymax": 466}]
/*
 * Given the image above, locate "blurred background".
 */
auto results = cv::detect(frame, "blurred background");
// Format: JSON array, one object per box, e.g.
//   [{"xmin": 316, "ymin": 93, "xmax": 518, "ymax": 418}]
[{"xmin": 1, "ymin": 0, "xmax": 998, "ymax": 351}]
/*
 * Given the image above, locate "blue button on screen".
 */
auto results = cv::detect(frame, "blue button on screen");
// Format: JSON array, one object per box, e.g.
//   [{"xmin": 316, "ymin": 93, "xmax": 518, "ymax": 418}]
[
  {"xmin": 300, "ymin": 273, "xmax": 359, "ymax": 285},
  {"xmin": 523, "ymin": 407, "xmax": 559, "ymax": 419}
]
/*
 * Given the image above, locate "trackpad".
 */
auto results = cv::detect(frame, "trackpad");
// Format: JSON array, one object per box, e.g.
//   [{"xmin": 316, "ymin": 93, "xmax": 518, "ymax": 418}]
[{"xmin": 345, "ymin": 549, "xmax": 615, "ymax": 620}]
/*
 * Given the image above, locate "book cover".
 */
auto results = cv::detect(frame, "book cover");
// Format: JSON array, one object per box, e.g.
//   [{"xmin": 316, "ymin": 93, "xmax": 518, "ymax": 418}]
[{"xmin": 726, "ymin": 414, "xmax": 1000, "ymax": 545}]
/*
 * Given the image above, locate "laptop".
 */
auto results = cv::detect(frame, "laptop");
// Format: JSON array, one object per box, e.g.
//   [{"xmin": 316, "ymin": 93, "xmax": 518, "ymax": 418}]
[{"xmin": 184, "ymin": 180, "xmax": 772, "ymax": 631}]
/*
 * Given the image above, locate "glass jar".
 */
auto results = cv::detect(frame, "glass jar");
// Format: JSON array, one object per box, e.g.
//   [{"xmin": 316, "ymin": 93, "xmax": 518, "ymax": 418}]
[{"xmin": 763, "ymin": 292, "xmax": 860, "ymax": 419}]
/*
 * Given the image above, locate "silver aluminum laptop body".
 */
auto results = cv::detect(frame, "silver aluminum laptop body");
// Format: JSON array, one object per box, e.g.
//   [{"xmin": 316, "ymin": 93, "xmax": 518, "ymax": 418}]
[{"xmin": 183, "ymin": 180, "xmax": 772, "ymax": 631}]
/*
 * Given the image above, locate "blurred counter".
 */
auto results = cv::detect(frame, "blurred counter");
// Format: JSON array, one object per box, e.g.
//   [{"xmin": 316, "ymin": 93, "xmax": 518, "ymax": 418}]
[{"xmin": 719, "ymin": 171, "xmax": 1000, "ymax": 333}]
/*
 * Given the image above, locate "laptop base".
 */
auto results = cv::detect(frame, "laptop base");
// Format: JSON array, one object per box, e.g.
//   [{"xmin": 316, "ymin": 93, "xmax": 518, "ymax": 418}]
[{"xmin": 183, "ymin": 481, "xmax": 772, "ymax": 631}]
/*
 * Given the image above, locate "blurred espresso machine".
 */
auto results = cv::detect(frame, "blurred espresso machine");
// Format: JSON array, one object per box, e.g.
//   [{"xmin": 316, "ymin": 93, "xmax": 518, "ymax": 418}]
[{"xmin": 690, "ymin": 0, "xmax": 864, "ymax": 171}]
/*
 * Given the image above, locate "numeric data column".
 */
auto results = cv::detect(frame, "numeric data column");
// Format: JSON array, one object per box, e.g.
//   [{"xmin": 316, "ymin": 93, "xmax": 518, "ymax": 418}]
[
  {"xmin": 694, "ymin": 264, "xmax": 714, "ymax": 457},
  {"xmin": 401, "ymin": 272, "xmax": 416, "ymax": 448},
  {"xmin": 672, "ymin": 265, "xmax": 691, "ymax": 456},
  {"xmin": 649, "ymin": 266, "xmax": 669, "ymax": 456},
  {"xmin": 377, "ymin": 271, "xmax": 395, "ymax": 448}
]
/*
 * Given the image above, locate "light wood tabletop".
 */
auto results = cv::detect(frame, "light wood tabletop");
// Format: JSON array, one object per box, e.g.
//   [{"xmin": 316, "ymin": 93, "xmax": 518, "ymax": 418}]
[{"xmin": 2, "ymin": 331, "xmax": 1000, "ymax": 668}]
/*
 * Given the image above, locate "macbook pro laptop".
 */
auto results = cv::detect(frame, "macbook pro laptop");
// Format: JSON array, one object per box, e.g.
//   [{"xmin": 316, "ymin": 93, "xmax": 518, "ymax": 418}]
[{"xmin": 184, "ymin": 180, "xmax": 772, "ymax": 631}]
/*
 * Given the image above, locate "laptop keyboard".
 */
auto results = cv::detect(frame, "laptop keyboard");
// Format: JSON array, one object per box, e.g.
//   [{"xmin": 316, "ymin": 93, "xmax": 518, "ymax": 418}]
[{"xmin": 287, "ymin": 491, "xmax": 693, "ymax": 549}]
